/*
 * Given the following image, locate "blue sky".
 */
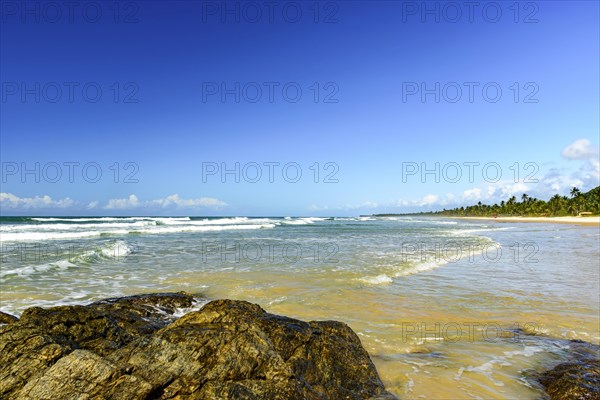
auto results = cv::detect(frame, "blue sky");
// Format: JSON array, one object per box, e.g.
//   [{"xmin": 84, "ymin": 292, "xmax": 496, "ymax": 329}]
[{"xmin": 1, "ymin": 0, "xmax": 599, "ymax": 216}]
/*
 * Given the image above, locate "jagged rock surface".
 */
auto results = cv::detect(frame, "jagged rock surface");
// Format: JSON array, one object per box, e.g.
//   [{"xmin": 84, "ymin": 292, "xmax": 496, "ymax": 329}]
[
  {"xmin": 537, "ymin": 340, "xmax": 600, "ymax": 400},
  {"xmin": 0, "ymin": 293, "xmax": 396, "ymax": 399}
]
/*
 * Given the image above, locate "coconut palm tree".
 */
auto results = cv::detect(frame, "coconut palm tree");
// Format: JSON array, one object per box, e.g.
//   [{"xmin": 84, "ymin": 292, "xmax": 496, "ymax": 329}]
[
  {"xmin": 549, "ymin": 194, "xmax": 561, "ymax": 215},
  {"xmin": 430, "ymin": 186, "xmax": 598, "ymax": 217},
  {"xmin": 570, "ymin": 187, "xmax": 582, "ymax": 215}
]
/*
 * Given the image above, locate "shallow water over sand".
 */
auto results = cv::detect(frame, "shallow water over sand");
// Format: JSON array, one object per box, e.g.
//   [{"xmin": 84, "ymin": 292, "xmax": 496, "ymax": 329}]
[{"xmin": 1, "ymin": 216, "xmax": 598, "ymax": 398}]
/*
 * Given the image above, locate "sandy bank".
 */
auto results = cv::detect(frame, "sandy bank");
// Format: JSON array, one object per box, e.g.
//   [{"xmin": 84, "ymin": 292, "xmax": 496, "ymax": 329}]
[{"xmin": 449, "ymin": 216, "xmax": 600, "ymax": 227}]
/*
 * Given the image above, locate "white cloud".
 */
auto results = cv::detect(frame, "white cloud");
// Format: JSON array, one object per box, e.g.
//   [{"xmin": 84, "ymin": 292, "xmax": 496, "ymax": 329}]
[
  {"xmin": 462, "ymin": 188, "xmax": 482, "ymax": 201},
  {"xmin": 308, "ymin": 201, "xmax": 378, "ymax": 211},
  {"xmin": 497, "ymin": 182, "xmax": 530, "ymax": 198},
  {"xmin": 418, "ymin": 194, "xmax": 439, "ymax": 206},
  {"xmin": 104, "ymin": 194, "xmax": 227, "ymax": 210},
  {"xmin": 578, "ymin": 158, "xmax": 600, "ymax": 187},
  {"xmin": 312, "ymin": 170, "xmax": 590, "ymax": 213},
  {"xmin": 561, "ymin": 139, "xmax": 599, "ymax": 160},
  {"xmin": 376, "ymin": 181, "xmax": 537, "ymax": 211},
  {"xmin": 312, "ymin": 138, "xmax": 600, "ymax": 212},
  {"xmin": 537, "ymin": 168, "xmax": 583, "ymax": 195},
  {"xmin": 395, "ymin": 184, "xmax": 524, "ymax": 209},
  {"xmin": 0, "ymin": 193, "xmax": 227, "ymax": 212},
  {"xmin": 105, "ymin": 194, "xmax": 140, "ymax": 210},
  {"xmin": 390, "ymin": 185, "xmax": 528, "ymax": 209},
  {"xmin": 389, "ymin": 194, "xmax": 447, "ymax": 208},
  {"xmin": 388, "ymin": 150, "xmax": 599, "ymax": 210},
  {"xmin": 150, "ymin": 194, "xmax": 227, "ymax": 208},
  {"xmin": 343, "ymin": 201, "xmax": 380, "ymax": 210},
  {"xmin": 0, "ymin": 193, "xmax": 75, "ymax": 209}
]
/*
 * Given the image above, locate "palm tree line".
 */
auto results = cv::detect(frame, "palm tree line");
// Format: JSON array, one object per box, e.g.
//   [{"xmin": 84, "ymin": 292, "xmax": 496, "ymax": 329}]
[{"xmin": 428, "ymin": 186, "xmax": 600, "ymax": 217}]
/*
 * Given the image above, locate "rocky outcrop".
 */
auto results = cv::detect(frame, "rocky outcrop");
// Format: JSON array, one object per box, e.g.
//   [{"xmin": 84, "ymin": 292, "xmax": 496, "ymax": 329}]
[
  {"xmin": 0, "ymin": 310, "xmax": 18, "ymax": 325},
  {"xmin": 0, "ymin": 293, "xmax": 396, "ymax": 399},
  {"xmin": 0, "ymin": 292, "xmax": 197, "ymax": 398},
  {"xmin": 537, "ymin": 340, "xmax": 600, "ymax": 400}
]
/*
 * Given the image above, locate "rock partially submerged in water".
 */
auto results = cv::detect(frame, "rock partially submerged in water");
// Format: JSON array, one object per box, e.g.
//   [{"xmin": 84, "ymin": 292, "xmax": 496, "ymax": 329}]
[
  {"xmin": 0, "ymin": 293, "xmax": 395, "ymax": 399},
  {"xmin": 537, "ymin": 340, "xmax": 600, "ymax": 400}
]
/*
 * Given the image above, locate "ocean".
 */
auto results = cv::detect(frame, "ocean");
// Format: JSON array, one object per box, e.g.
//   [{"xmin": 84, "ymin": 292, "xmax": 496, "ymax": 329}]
[{"xmin": 1, "ymin": 216, "xmax": 598, "ymax": 398}]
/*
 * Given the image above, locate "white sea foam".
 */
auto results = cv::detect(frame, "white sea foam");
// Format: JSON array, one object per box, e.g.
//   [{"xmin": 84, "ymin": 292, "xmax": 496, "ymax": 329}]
[
  {"xmin": 141, "ymin": 295, "xmax": 210, "ymax": 319},
  {"xmin": 280, "ymin": 217, "xmax": 326, "ymax": 225},
  {"xmin": 138, "ymin": 223, "xmax": 277, "ymax": 235},
  {"xmin": 359, "ymin": 274, "xmax": 394, "ymax": 285},
  {"xmin": 1, "ymin": 230, "xmax": 105, "ymax": 242},
  {"xmin": 394, "ymin": 259, "xmax": 449, "ymax": 277},
  {"xmin": 503, "ymin": 346, "xmax": 543, "ymax": 358},
  {"xmin": 450, "ymin": 227, "xmax": 512, "ymax": 236},
  {"xmin": 393, "ymin": 259, "xmax": 448, "ymax": 279},
  {"xmin": 66, "ymin": 240, "xmax": 133, "ymax": 264},
  {"xmin": 0, "ymin": 259, "xmax": 78, "ymax": 278},
  {"xmin": 0, "ymin": 222, "xmax": 277, "ymax": 242},
  {"xmin": 418, "ymin": 220, "xmax": 457, "ymax": 225},
  {"xmin": 280, "ymin": 219, "xmax": 308, "ymax": 225},
  {"xmin": 29, "ymin": 217, "xmax": 191, "ymax": 222},
  {"xmin": 465, "ymin": 359, "xmax": 510, "ymax": 386},
  {"xmin": 461, "ymin": 346, "xmax": 545, "ymax": 386},
  {"xmin": 1, "ymin": 217, "xmax": 275, "ymax": 233},
  {"xmin": 358, "ymin": 258, "xmax": 450, "ymax": 286},
  {"xmin": 0, "ymin": 240, "xmax": 133, "ymax": 278},
  {"xmin": 100, "ymin": 240, "xmax": 132, "ymax": 259},
  {"xmin": 279, "ymin": 219, "xmax": 308, "ymax": 225},
  {"xmin": 0, "ymin": 221, "xmax": 158, "ymax": 232},
  {"xmin": 156, "ymin": 217, "xmax": 262, "ymax": 226},
  {"xmin": 267, "ymin": 296, "xmax": 288, "ymax": 305}
]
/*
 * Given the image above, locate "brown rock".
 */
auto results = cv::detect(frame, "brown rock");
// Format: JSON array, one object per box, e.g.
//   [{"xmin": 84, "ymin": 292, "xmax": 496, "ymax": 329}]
[
  {"xmin": 0, "ymin": 324, "xmax": 71, "ymax": 398},
  {"xmin": 0, "ymin": 294, "xmax": 396, "ymax": 399},
  {"xmin": 538, "ymin": 340, "xmax": 600, "ymax": 400},
  {"xmin": 18, "ymin": 349, "xmax": 154, "ymax": 400},
  {"xmin": 0, "ymin": 310, "xmax": 18, "ymax": 325}
]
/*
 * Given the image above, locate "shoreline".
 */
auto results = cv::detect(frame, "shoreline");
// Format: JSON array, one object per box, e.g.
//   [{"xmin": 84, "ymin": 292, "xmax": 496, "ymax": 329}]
[
  {"xmin": 446, "ymin": 215, "xmax": 600, "ymax": 227},
  {"xmin": 2, "ymin": 293, "xmax": 598, "ymax": 400}
]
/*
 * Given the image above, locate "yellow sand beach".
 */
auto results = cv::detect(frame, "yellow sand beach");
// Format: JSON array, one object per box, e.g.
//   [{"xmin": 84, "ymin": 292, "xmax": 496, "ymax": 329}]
[{"xmin": 450, "ymin": 216, "xmax": 600, "ymax": 227}]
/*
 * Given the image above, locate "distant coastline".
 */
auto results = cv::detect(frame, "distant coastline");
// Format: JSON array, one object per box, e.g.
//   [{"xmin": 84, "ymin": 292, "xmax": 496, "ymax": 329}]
[
  {"xmin": 371, "ymin": 186, "xmax": 600, "ymax": 227},
  {"xmin": 447, "ymin": 215, "xmax": 600, "ymax": 227},
  {"xmin": 368, "ymin": 214, "xmax": 600, "ymax": 227}
]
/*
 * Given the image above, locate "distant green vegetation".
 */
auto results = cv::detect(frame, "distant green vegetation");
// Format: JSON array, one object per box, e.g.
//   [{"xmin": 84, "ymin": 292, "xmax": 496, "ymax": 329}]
[{"xmin": 375, "ymin": 186, "xmax": 600, "ymax": 217}]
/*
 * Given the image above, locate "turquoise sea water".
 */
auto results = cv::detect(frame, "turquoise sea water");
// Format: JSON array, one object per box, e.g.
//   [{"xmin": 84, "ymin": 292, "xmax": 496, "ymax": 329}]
[{"xmin": 1, "ymin": 216, "xmax": 598, "ymax": 398}]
